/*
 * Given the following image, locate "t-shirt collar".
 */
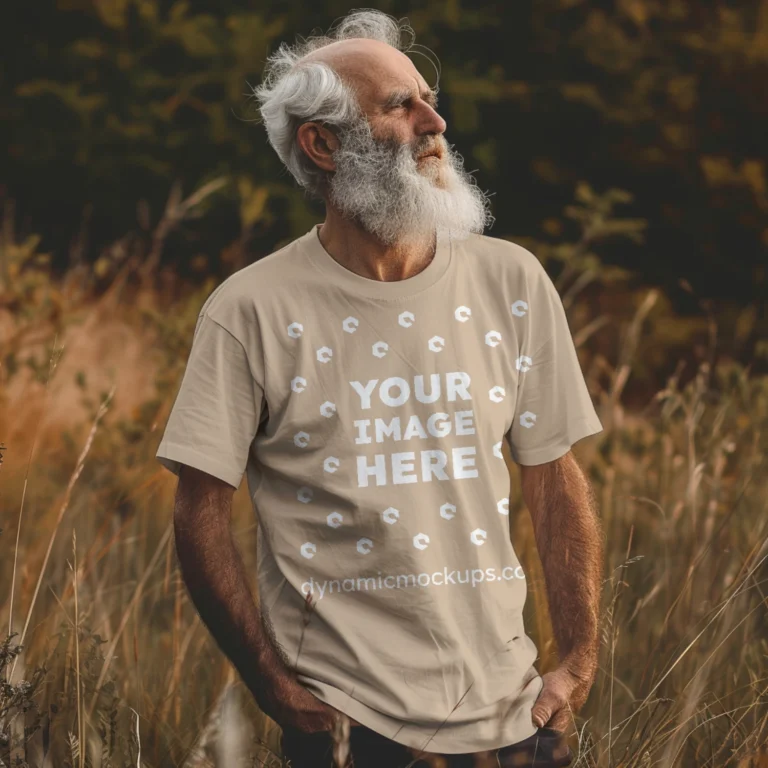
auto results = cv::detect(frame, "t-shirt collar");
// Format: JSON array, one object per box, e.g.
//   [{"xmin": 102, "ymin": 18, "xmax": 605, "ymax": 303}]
[{"xmin": 302, "ymin": 223, "xmax": 452, "ymax": 300}]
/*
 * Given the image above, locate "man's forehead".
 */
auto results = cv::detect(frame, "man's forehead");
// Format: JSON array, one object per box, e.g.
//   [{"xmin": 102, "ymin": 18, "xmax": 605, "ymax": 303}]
[{"xmin": 301, "ymin": 39, "xmax": 428, "ymax": 103}]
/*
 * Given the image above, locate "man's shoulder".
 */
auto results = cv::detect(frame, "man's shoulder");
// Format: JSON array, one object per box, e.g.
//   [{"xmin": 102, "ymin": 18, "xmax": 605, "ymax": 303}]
[
  {"xmin": 199, "ymin": 232, "xmax": 310, "ymax": 321},
  {"xmin": 461, "ymin": 231, "xmax": 547, "ymax": 279}
]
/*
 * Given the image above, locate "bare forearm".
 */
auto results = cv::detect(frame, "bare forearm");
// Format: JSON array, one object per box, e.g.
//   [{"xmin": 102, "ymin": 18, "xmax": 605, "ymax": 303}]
[
  {"xmin": 173, "ymin": 498, "xmax": 291, "ymax": 698},
  {"xmin": 522, "ymin": 454, "xmax": 603, "ymax": 683}
]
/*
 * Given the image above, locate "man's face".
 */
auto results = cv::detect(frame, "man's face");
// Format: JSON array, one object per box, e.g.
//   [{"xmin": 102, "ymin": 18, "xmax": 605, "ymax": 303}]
[
  {"xmin": 325, "ymin": 110, "xmax": 493, "ymax": 247},
  {"xmin": 311, "ymin": 43, "xmax": 493, "ymax": 246}
]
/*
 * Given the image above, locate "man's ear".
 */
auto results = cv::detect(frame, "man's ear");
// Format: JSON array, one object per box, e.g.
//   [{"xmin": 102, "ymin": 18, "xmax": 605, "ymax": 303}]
[
  {"xmin": 317, "ymin": 122, "xmax": 340, "ymax": 152},
  {"xmin": 297, "ymin": 121, "xmax": 339, "ymax": 173}
]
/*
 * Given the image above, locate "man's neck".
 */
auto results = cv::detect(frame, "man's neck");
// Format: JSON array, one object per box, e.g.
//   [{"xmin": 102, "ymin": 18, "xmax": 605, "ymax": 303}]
[{"xmin": 317, "ymin": 214, "xmax": 436, "ymax": 283}]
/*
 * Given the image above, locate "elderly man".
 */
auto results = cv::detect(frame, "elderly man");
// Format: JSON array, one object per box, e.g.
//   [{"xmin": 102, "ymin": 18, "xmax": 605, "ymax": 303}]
[{"xmin": 156, "ymin": 8, "xmax": 604, "ymax": 768}]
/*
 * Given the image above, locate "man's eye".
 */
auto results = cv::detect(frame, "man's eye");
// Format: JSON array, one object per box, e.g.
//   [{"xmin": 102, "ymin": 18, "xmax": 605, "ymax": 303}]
[{"xmin": 389, "ymin": 98, "xmax": 438, "ymax": 111}]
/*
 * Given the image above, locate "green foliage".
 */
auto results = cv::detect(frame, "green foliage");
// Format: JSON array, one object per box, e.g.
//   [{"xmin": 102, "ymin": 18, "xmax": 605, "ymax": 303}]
[
  {"xmin": 0, "ymin": 632, "xmax": 45, "ymax": 766},
  {"xmin": 0, "ymin": 0, "xmax": 766, "ymax": 309}
]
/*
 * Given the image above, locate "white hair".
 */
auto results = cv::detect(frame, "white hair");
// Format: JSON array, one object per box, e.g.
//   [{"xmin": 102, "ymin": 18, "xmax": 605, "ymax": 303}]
[{"xmin": 249, "ymin": 8, "xmax": 436, "ymax": 201}]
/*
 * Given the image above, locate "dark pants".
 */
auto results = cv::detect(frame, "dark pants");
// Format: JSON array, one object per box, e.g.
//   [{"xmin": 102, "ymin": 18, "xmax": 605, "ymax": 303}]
[{"xmin": 280, "ymin": 722, "xmax": 574, "ymax": 767}]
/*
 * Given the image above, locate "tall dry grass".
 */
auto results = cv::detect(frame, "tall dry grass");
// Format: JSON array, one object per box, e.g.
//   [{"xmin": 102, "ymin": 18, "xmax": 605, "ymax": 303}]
[{"xmin": 1, "ymin": 183, "xmax": 767, "ymax": 767}]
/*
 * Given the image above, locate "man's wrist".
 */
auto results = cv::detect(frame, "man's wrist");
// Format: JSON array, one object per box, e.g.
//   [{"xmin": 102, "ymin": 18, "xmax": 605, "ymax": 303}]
[
  {"xmin": 560, "ymin": 646, "xmax": 598, "ymax": 685},
  {"xmin": 240, "ymin": 654, "xmax": 287, "ymax": 707}
]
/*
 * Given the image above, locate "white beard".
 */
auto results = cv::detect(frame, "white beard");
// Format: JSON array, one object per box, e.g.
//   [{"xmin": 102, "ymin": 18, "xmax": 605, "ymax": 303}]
[{"xmin": 325, "ymin": 116, "xmax": 495, "ymax": 248}]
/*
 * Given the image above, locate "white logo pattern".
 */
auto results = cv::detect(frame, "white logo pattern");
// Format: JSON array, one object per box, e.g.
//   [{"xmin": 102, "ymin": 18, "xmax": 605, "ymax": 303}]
[
  {"xmin": 300, "ymin": 542, "xmax": 316, "ymax": 559},
  {"xmin": 289, "ymin": 295, "xmax": 538, "ymax": 560},
  {"xmin": 510, "ymin": 300, "xmax": 528, "ymax": 317},
  {"xmin": 489, "ymin": 386, "xmax": 505, "ymax": 403},
  {"xmin": 372, "ymin": 341, "xmax": 389, "ymax": 358},
  {"xmin": 382, "ymin": 507, "xmax": 400, "ymax": 524},
  {"xmin": 485, "ymin": 330, "xmax": 502, "ymax": 347},
  {"xmin": 516, "ymin": 354, "xmax": 533, "ymax": 372},
  {"xmin": 357, "ymin": 538, "xmax": 373, "ymax": 555},
  {"xmin": 428, "ymin": 335, "xmax": 445, "ymax": 352}
]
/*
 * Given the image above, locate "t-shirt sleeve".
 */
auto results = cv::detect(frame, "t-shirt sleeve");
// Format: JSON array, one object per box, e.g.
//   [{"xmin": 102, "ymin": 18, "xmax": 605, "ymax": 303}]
[
  {"xmin": 156, "ymin": 312, "xmax": 265, "ymax": 489},
  {"xmin": 505, "ymin": 257, "xmax": 603, "ymax": 466}
]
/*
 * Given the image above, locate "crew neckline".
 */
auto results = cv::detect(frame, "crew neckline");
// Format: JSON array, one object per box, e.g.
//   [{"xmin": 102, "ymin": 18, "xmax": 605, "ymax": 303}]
[{"xmin": 302, "ymin": 223, "xmax": 452, "ymax": 300}]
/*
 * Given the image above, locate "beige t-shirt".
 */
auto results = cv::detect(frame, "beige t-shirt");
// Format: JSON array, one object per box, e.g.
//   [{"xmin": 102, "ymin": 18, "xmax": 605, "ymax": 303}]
[{"xmin": 156, "ymin": 223, "xmax": 603, "ymax": 754}]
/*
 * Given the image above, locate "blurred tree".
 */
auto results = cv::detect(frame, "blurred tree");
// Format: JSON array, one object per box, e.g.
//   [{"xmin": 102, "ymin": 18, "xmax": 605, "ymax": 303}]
[{"xmin": 0, "ymin": 0, "xmax": 766, "ymax": 307}]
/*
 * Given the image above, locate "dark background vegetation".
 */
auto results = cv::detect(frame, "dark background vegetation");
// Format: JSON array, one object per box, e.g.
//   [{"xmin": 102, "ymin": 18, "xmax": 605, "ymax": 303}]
[{"xmin": 3, "ymin": 1, "xmax": 767, "ymax": 312}]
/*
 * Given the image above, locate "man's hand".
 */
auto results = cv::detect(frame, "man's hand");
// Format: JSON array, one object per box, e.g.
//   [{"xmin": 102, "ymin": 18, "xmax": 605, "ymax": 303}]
[
  {"xmin": 521, "ymin": 454, "xmax": 603, "ymax": 735},
  {"xmin": 172, "ymin": 467, "xmax": 361, "ymax": 735},
  {"xmin": 531, "ymin": 660, "xmax": 593, "ymax": 733},
  {"xmin": 256, "ymin": 666, "xmax": 360, "ymax": 734}
]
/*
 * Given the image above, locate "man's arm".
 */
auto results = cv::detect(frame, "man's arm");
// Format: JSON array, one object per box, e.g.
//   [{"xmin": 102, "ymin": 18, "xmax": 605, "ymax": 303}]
[
  {"xmin": 172, "ymin": 465, "xmax": 347, "ymax": 733},
  {"xmin": 172, "ymin": 465, "xmax": 291, "ymax": 696},
  {"xmin": 519, "ymin": 451, "xmax": 603, "ymax": 724}
]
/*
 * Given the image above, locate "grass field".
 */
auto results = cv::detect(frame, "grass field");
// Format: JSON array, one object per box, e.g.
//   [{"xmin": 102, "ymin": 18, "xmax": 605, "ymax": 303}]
[{"xmin": 1, "ymin": 213, "xmax": 767, "ymax": 767}]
